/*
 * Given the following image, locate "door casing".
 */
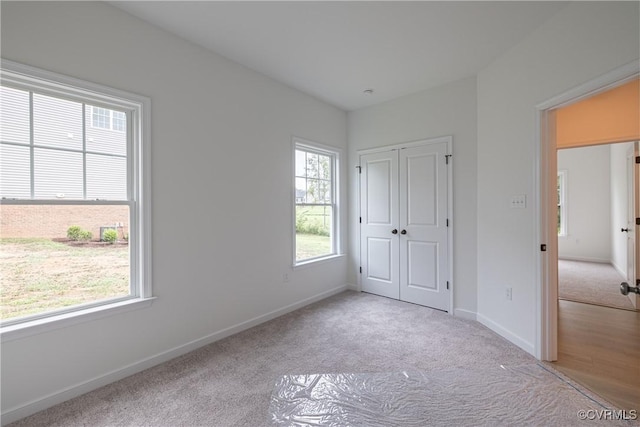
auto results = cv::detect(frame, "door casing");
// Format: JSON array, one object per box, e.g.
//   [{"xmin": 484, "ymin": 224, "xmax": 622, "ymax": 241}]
[{"xmin": 536, "ymin": 60, "xmax": 640, "ymax": 361}]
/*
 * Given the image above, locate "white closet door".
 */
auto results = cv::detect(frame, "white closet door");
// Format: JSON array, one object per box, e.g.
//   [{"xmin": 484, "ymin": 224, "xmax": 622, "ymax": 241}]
[
  {"xmin": 360, "ymin": 150, "xmax": 400, "ymax": 299},
  {"xmin": 399, "ymin": 143, "xmax": 450, "ymax": 311}
]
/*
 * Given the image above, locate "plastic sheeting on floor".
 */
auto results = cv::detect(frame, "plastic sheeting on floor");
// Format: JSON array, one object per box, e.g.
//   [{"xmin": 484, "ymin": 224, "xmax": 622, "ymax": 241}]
[{"xmin": 269, "ymin": 364, "xmax": 631, "ymax": 426}]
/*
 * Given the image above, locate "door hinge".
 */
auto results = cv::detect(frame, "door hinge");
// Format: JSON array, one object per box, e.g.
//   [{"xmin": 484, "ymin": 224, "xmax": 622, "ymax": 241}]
[
  {"xmin": 359, "ymin": 266, "xmax": 362, "ymax": 274},
  {"xmin": 541, "ymin": 244, "xmax": 547, "ymax": 252},
  {"xmin": 359, "ymin": 217, "xmax": 362, "ymax": 223},
  {"xmin": 445, "ymin": 154, "xmax": 452, "ymax": 165},
  {"xmin": 356, "ymin": 165, "xmax": 362, "ymax": 173},
  {"xmin": 636, "ymin": 218, "xmax": 640, "ymax": 225},
  {"xmin": 636, "ymin": 156, "xmax": 640, "ymax": 164},
  {"xmin": 446, "ymin": 219, "xmax": 449, "ymax": 227},
  {"xmin": 446, "ymin": 281, "xmax": 449, "ymax": 290}
]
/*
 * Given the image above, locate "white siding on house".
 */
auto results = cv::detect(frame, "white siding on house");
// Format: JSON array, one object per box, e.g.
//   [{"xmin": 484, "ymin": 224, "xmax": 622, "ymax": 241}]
[
  {"xmin": 0, "ymin": 87, "xmax": 128, "ymax": 200},
  {"xmin": 85, "ymin": 105, "xmax": 127, "ymax": 156},
  {"xmin": 33, "ymin": 148, "xmax": 84, "ymax": 199},
  {"xmin": 0, "ymin": 86, "xmax": 29, "ymax": 144},
  {"xmin": 0, "ymin": 143, "xmax": 30, "ymax": 198},
  {"xmin": 86, "ymin": 154, "xmax": 126, "ymax": 200},
  {"xmin": 33, "ymin": 93, "xmax": 83, "ymax": 151}
]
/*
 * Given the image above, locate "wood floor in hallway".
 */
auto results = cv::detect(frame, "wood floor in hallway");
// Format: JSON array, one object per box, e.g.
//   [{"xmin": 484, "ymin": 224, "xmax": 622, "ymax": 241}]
[{"xmin": 552, "ymin": 300, "xmax": 640, "ymax": 411}]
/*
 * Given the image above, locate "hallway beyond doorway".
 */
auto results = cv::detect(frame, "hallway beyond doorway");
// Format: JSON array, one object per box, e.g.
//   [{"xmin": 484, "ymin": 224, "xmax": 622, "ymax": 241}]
[{"xmin": 553, "ymin": 300, "xmax": 640, "ymax": 411}]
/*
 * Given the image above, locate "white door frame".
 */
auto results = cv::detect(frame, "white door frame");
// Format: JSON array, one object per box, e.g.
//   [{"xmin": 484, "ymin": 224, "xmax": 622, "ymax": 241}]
[
  {"xmin": 357, "ymin": 135, "xmax": 454, "ymax": 314},
  {"xmin": 535, "ymin": 60, "xmax": 639, "ymax": 361}
]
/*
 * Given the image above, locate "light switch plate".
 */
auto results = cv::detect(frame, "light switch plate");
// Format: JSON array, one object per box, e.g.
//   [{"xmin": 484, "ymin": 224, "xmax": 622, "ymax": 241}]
[{"xmin": 510, "ymin": 194, "xmax": 526, "ymax": 209}]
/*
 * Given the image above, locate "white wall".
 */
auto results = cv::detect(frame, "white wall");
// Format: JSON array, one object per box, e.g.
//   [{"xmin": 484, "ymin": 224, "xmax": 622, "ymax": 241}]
[
  {"xmin": 477, "ymin": 1, "xmax": 639, "ymax": 355},
  {"xmin": 610, "ymin": 142, "xmax": 634, "ymax": 276},
  {"xmin": 348, "ymin": 77, "xmax": 478, "ymax": 318},
  {"xmin": 557, "ymin": 145, "xmax": 611, "ymax": 262},
  {"xmin": 0, "ymin": 2, "xmax": 348, "ymax": 422}
]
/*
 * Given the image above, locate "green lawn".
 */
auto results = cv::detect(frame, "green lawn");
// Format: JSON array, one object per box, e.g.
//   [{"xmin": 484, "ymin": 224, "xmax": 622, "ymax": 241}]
[
  {"xmin": 0, "ymin": 238, "xmax": 129, "ymax": 320},
  {"xmin": 296, "ymin": 233, "xmax": 331, "ymax": 261}
]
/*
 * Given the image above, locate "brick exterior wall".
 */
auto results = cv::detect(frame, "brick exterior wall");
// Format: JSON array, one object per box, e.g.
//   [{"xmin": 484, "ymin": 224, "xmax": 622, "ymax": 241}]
[{"xmin": 0, "ymin": 205, "xmax": 129, "ymax": 240}]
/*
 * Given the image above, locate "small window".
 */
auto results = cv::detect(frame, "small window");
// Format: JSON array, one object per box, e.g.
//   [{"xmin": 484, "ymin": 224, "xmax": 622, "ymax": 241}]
[
  {"xmin": 91, "ymin": 106, "xmax": 126, "ymax": 132},
  {"xmin": 294, "ymin": 140, "xmax": 339, "ymax": 264},
  {"xmin": 557, "ymin": 170, "xmax": 567, "ymax": 236},
  {"xmin": 92, "ymin": 106, "xmax": 111, "ymax": 129},
  {"xmin": 0, "ymin": 60, "xmax": 151, "ymax": 328}
]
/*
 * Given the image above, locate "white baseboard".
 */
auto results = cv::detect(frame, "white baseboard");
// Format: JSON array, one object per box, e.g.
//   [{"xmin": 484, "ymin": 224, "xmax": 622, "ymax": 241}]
[
  {"xmin": 345, "ymin": 282, "xmax": 359, "ymax": 291},
  {"xmin": 477, "ymin": 313, "xmax": 535, "ymax": 356},
  {"xmin": 558, "ymin": 256, "xmax": 610, "ymax": 264},
  {"xmin": 1, "ymin": 285, "xmax": 348, "ymax": 426},
  {"xmin": 611, "ymin": 262, "xmax": 627, "ymax": 279},
  {"xmin": 454, "ymin": 308, "xmax": 477, "ymax": 321}
]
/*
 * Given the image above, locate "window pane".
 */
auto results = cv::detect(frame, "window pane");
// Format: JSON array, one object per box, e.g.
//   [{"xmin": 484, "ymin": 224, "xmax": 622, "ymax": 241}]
[
  {"xmin": 295, "ymin": 150, "xmax": 306, "ymax": 177},
  {"xmin": 296, "ymin": 205, "xmax": 332, "ymax": 261},
  {"xmin": 86, "ymin": 154, "xmax": 127, "ymax": 200},
  {"xmin": 306, "ymin": 153, "xmax": 319, "ymax": 178},
  {"xmin": 318, "ymin": 154, "xmax": 331, "ymax": 180},
  {"xmin": 0, "ymin": 204, "xmax": 130, "ymax": 320},
  {"xmin": 34, "ymin": 148, "xmax": 83, "ymax": 199},
  {"xmin": 0, "ymin": 86, "xmax": 30, "ymax": 144},
  {"xmin": 33, "ymin": 93, "xmax": 83, "ymax": 150},
  {"xmin": 86, "ymin": 105, "xmax": 127, "ymax": 156},
  {"xmin": 0, "ymin": 144, "xmax": 31, "ymax": 198},
  {"xmin": 112, "ymin": 111, "xmax": 126, "ymax": 132},
  {"xmin": 295, "ymin": 177, "xmax": 307, "ymax": 203}
]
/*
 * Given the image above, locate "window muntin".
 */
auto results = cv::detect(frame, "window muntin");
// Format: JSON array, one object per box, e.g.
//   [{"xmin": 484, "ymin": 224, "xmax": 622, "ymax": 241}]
[
  {"xmin": 0, "ymin": 61, "xmax": 150, "ymax": 326},
  {"xmin": 294, "ymin": 141, "xmax": 338, "ymax": 264},
  {"xmin": 557, "ymin": 170, "xmax": 567, "ymax": 236}
]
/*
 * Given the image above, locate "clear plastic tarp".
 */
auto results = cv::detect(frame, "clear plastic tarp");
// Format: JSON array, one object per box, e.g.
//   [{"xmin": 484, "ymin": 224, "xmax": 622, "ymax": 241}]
[{"xmin": 269, "ymin": 364, "xmax": 629, "ymax": 426}]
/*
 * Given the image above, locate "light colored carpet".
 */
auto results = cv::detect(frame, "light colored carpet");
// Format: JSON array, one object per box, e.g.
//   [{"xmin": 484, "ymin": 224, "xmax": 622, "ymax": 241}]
[
  {"xmin": 558, "ymin": 260, "xmax": 634, "ymax": 310},
  {"xmin": 7, "ymin": 291, "xmax": 626, "ymax": 427}
]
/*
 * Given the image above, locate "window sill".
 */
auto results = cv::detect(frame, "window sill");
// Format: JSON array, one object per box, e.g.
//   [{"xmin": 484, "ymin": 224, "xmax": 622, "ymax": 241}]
[
  {"xmin": 293, "ymin": 253, "xmax": 345, "ymax": 270},
  {"xmin": 1, "ymin": 297, "xmax": 156, "ymax": 343}
]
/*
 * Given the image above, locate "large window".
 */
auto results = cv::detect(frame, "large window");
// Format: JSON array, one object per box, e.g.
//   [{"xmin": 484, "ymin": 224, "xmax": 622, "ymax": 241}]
[
  {"xmin": 557, "ymin": 170, "xmax": 567, "ymax": 236},
  {"xmin": 0, "ymin": 60, "xmax": 151, "ymax": 331},
  {"xmin": 294, "ymin": 140, "xmax": 338, "ymax": 264}
]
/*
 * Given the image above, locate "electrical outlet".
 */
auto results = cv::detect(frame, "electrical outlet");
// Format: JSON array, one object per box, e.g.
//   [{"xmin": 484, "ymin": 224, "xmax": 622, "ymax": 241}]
[
  {"xmin": 510, "ymin": 195, "xmax": 526, "ymax": 209},
  {"xmin": 506, "ymin": 287, "xmax": 512, "ymax": 300},
  {"xmin": 283, "ymin": 273, "xmax": 289, "ymax": 283}
]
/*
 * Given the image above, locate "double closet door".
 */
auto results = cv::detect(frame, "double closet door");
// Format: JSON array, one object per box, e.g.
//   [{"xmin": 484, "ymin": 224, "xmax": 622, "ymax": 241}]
[{"xmin": 359, "ymin": 140, "xmax": 451, "ymax": 311}]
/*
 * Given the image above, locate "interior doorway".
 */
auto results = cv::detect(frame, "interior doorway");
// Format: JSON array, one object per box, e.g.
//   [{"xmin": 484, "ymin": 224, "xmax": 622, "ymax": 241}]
[
  {"xmin": 538, "ymin": 65, "xmax": 639, "ymax": 410},
  {"xmin": 557, "ymin": 142, "xmax": 638, "ymax": 311}
]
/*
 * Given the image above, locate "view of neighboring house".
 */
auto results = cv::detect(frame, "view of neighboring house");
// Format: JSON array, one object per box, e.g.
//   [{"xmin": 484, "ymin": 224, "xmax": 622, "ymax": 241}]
[{"xmin": 1, "ymin": 87, "xmax": 129, "ymax": 240}]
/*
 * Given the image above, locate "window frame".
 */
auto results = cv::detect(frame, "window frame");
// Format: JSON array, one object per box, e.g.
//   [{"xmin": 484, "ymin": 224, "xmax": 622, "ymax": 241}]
[
  {"xmin": 557, "ymin": 169, "xmax": 567, "ymax": 237},
  {"xmin": 293, "ymin": 138, "xmax": 340, "ymax": 267},
  {"xmin": 0, "ymin": 59, "xmax": 153, "ymax": 340}
]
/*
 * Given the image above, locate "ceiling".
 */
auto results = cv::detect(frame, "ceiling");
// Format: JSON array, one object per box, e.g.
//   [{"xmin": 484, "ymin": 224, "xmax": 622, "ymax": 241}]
[{"xmin": 112, "ymin": 1, "xmax": 567, "ymax": 111}]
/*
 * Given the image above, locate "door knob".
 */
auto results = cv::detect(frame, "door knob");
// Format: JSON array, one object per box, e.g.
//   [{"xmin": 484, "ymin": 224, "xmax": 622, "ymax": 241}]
[
  {"xmin": 620, "ymin": 282, "xmax": 640, "ymax": 295},
  {"xmin": 400, "ymin": 229, "xmax": 407, "ymax": 235},
  {"xmin": 621, "ymin": 228, "xmax": 630, "ymax": 233},
  {"xmin": 391, "ymin": 229, "xmax": 398, "ymax": 234}
]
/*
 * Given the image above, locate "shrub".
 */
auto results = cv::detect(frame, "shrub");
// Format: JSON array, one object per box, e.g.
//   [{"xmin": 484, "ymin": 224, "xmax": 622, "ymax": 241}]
[
  {"xmin": 67, "ymin": 226, "xmax": 83, "ymax": 241},
  {"xmin": 79, "ymin": 230, "xmax": 93, "ymax": 242},
  {"xmin": 102, "ymin": 229, "xmax": 117, "ymax": 244}
]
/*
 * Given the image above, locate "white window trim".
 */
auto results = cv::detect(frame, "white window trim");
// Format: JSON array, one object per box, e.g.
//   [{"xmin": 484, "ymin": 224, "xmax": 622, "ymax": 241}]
[
  {"xmin": 0, "ymin": 59, "xmax": 153, "ymax": 341},
  {"xmin": 558, "ymin": 169, "xmax": 567, "ymax": 237},
  {"xmin": 292, "ymin": 137, "xmax": 341, "ymax": 267}
]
